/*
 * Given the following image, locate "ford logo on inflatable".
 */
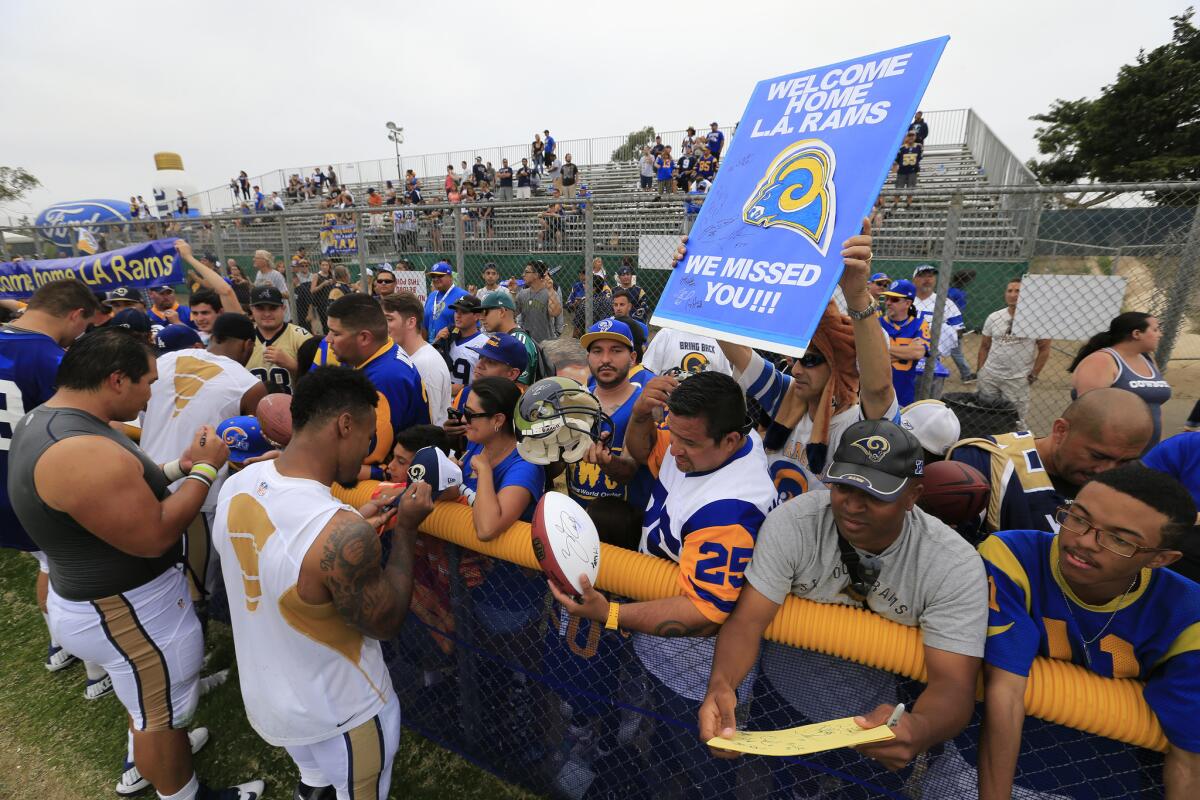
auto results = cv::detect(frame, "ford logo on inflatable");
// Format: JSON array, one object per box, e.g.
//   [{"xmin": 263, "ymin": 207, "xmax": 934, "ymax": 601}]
[{"xmin": 34, "ymin": 199, "xmax": 132, "ymax": 249}]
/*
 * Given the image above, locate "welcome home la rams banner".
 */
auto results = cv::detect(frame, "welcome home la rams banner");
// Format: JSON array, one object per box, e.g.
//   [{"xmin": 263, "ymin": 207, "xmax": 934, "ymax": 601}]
[
  {"xmin": 650, "ymin": 37, "xmax": 948, "ymax": 356},
  {"xmin": 0, "ymin": 238, "xmax": 183, "ymax": 299}
]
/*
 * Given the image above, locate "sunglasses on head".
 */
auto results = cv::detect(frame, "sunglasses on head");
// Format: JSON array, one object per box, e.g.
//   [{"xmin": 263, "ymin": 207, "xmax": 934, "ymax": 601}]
[{"xmin": 796, "ymin": 351, "xmax": 827, "ymax": 368}]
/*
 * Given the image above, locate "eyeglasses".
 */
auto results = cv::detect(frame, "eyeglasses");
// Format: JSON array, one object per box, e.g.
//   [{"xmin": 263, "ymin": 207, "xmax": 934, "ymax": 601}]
[
  {"xmin": 796, "ymin": 351, "xmax": 827, "ymax": 368},
  {"xmin": 1055, "ymin": 506, "xmax": 1171, "ymax": 558}
]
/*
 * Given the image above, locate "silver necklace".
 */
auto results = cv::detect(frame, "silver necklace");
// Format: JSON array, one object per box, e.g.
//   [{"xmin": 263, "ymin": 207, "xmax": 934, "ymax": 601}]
[{"xmin": 1058, "ymin": 574, "xmax": 1137, "ymax": 667}]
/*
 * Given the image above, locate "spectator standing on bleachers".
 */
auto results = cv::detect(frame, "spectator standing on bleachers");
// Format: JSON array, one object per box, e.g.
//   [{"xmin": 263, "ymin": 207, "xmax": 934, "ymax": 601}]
[
  {"xmin": 405, "ymin": 169, "xmax": 420, "ymax": 197},
  {"xmin": 496, "ymin": 159, "xmax": 515, "ymax": 201},
  {"xmin": 253, "ymin": 186, "xmax": 265, "ymax": 212},
  {"xmin": 560, "ymin": 154, "xmax": 580, "ymax": 199},
  {"xmin": 676, "ymin": 146, "xmax": 696, "ymax": 192},
  {"xmin": 445, "ymin": 165, "xmax": 458, "ymax": 196},
  {"xmin": 706, "ymin": 122, "xmax": 725, "ymax": 162},
  {"xmin": 650, "ymin": 135, "xmax": 665, "ymax": 157},
  {"xmin": 478, "ymin": 182, "xmax": 495, "ymax": 240},
  {"xmin": 891, "ymin": 131, "xmax": 923, "ymax": 210},
  {"xmin": 639, "ymin": 147, "xmax": 656, "ymax": 191},
  {"xmin": 472, "ymin": 157, "xmax": 488, "ymax": 185},
  {"xmin": 485, "ymin": 161, "xmax": 496, "ymax": 186},
  {"xmin": 656, "ymin": 146, "xmax": 676, "ymax": 194},
  {"xmin": 976, "ymin": 278, "xmax": 1049, "ymax": 428},
  {"xmin": 516, "ymin": 158, "xmax": 533, "ymax": 199},
  {"xmin": 532, "ymin": 134, "xmax": 545, "ymax": 174},
  {"xmin": 682, "ymin": 126, "xmax": 697, "ymax": 152},
  {"xmin": 326, "ymin": 166, "xmax": 338, "ymax": 190},
  {"xmin": 908, "ymin": 110, "xmax": 929, "ymax": 144},
  {"xmin": 543, "ymin": 129, "xmax": 556, "ymax": 167},
  {"xmin": 539, "ymin": 194, "xmax": 564, "ymax": 248},
  {"xmin": 238, "ymin": 170, "xmax": 251, "ymax": 200},
  {"xmin": 695, "ymin": 145, "xmax": 716, "ymax": 183}
]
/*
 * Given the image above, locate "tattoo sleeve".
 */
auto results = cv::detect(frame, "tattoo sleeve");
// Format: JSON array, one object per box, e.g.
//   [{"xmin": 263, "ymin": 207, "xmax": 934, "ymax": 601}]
[{"xmin": 320, "ymin": 514, "xmax": 411, "ymax": 640}]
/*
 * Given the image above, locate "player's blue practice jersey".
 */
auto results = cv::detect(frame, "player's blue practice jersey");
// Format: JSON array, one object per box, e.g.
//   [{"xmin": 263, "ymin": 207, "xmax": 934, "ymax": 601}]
[
  {"xmin": 980, "ymin": 530, "xmax": 1200, "ymax": 752},
  {"xmin": 947, "ymin": 431, "xmax": 1067, "ymax": 544},
  {"xmin": 567, "ymin": 384, "xmax": 652, "ymax": 511},
  {"xmin": 0, "ymin": 326, "xmax": 64, "ymax": 550},
  {"xmin": 358, "ymin": 339, "xmax": 430, "ymax": 465}
]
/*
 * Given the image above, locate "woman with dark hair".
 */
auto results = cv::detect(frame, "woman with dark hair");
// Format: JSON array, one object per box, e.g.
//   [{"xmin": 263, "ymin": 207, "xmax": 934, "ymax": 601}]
[
  {"xmin": 1069, "ymin": 311, "xmax": 1172, "ymax": 447},
  {"xmin": 452, "ymin": 376, "xmax": 544, "ymax": 541}
]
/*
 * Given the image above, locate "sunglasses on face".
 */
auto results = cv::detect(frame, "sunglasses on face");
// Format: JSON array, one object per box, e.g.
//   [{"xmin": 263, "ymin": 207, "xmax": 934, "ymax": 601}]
[
  {"xmin": 873, "ymin": 280, "xmax": 891, "ymax": 287},
  {"xmin": 796, "ymin": 351, "xmax": 827, "ymax": 368},
  {"xmin": 885, "ymin": 296, "xmax": 907, "ymax": 303},
  {"xmin": 375, "ymin": 278, "xmax": 395, "ymax": 284},
  {"xmin": 447, "ymin": 407, "xmax": 492, "ymax": 422}
]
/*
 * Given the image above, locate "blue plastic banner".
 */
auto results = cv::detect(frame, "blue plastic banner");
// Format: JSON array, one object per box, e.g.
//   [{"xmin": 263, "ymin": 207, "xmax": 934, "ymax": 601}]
[
  {"xmin": 0, "ymin": 238, "xmax": 183, "ymax": 299},
  {"xmin": 650, "ymin": 37, "xmax": 949, "ymax": 356}
]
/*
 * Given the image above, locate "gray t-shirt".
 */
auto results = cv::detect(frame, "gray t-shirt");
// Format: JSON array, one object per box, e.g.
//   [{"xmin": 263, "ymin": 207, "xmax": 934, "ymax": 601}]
[
  {"xmin": 516, "ymin": 286, "xmax": 561, "ymax": 344},
  {"xmin": 745, "ymin": 491, "xmax": 987, "ymax": 658}
]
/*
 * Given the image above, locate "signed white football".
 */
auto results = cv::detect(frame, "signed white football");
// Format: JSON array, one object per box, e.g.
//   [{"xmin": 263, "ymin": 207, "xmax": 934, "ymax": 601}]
[{"xmin": 531, "ymin": 492, "xmax": 601, "ymax": 597}]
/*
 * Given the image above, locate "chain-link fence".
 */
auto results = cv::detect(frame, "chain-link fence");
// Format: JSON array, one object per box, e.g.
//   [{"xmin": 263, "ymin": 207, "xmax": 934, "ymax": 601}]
[{"xmin": 3, "ymin": 180, "xmax": 1198, "ymax": 440}]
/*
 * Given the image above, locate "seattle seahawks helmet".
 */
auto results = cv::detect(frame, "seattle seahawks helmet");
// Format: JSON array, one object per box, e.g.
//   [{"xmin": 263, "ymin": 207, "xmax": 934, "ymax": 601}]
[{"xmin": 515, "ymin": 377, "xmax": 612, "ymax": 465}]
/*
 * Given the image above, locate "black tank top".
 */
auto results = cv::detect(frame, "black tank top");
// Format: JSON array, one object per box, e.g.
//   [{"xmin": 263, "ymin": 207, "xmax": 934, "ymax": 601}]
[{"xmin": 8, "ymin": 406, "xmax": 178, "ymax": 601}]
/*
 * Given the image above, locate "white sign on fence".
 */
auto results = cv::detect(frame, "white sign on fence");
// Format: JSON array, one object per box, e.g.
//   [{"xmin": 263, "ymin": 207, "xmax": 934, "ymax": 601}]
[
  {"xmin": 396, "ymin": 270, "xmax": 427, "ymax": 301},
  {"xmin": 1011, "ymin": 274, "xmax": 1128, "ymax": 340},
  {"xmin": 638, "ymin": 235, "xmax": 684, "ymax": 270}
]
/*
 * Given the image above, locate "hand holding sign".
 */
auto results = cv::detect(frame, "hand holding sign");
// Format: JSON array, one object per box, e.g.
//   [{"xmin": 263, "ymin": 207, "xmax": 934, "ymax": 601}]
[{"xmin": 650, "ymin": 37, "xmax": 948, "ymax": 356}]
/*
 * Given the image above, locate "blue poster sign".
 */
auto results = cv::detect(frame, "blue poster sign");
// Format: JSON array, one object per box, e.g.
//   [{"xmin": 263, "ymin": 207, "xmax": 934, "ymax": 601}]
[
  {"xmin": 320, "ymin": 223, "xmax": 358, "ymax": 256},
  {"xmin": 0, "ymin": 238, "xmax": 183, "ymax": 299},
  {"xmin": 650, "ymin": 37, "xmax": 948, "ymax": 356}
]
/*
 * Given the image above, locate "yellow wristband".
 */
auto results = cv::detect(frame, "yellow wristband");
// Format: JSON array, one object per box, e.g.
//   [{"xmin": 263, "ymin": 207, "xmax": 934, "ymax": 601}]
[
  {"xmin": 605, "ymin": 601, "xmax": 620, "ymax": 631},
  {"xmin": 190, "ymin": 463, "xmax": 219, "ymax": 482}
]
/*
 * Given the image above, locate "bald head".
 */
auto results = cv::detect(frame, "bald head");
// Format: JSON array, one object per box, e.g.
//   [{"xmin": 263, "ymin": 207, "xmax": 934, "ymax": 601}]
[
  {"xmin": 1063, "ymin": 388, "xmax": 1153, "ymax": 446},
  {"xmin": 1050, "ymin": 388, "xmax": 1153, "ymax": 487}
]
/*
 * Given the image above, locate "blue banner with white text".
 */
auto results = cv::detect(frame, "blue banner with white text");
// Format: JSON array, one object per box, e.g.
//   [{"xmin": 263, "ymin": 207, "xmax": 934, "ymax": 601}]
[
  {"xmin": 650, "ymin": 37, "xmax": 949, "ymax": 356},
  {"xmin": 0, "ymin": 238, "xmax": 183, "ymax": 299}
]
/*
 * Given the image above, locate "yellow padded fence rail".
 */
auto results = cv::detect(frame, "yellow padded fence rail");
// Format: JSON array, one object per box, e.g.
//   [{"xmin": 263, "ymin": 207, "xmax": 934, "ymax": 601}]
[{"xmin": 333, "ymin": 485, "xmax": 1168, "ymax": 753}]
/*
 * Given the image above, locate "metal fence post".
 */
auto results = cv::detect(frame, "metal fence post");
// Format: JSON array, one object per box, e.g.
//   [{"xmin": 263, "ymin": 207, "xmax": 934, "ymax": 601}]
[
  {"xmin": 917, "ymin": 192, "xmax": 963, "ymax": 400},
  {"xmin": 279, "ymin": 216, "xmax": 297, "ymax": 323},
  {"xmin": 356, "ymin": 213, "xmax": 370, "ymax": 295},
  {"xmin": 584, "ymin": 200, "xmax": 595, "ymax": 330},
  {"xmin": 454, "ymin": 208, "xmax": 466, "ymax": 288},
  {"xmin": 212, "ymin": 224, "xmax": 228, "ymax": 277},
  {"xmin": 1155, "ymin": 203, "xmax": 1200, "ymax": 369}
]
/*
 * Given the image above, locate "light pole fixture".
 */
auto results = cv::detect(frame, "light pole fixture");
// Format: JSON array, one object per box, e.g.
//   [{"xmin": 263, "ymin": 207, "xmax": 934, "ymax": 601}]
[{"xmin": 386, "ymin": 122, "xmax": 404, "ymax": 184}]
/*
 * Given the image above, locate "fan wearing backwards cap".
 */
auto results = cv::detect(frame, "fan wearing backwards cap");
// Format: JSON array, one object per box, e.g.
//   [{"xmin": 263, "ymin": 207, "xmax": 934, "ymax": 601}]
[{"xmin": 701, "ymin": 419, "xmax": 987, "ymax": 791}]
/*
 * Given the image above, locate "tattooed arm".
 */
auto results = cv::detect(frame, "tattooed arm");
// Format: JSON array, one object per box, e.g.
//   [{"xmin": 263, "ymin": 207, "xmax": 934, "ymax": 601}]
[
  {"xmin": 547, "ymin": 583, "xmax": 720, "ymax": 638},
  {"xmin": 306, "ymin": 482, "xmax": 435, "ymax": 641}
]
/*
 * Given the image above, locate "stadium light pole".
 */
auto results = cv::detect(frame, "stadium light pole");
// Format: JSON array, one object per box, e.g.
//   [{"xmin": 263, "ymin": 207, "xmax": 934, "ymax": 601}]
[{"xmin": 386, "ymin": 122, "xmax": 404, "ymax": 185}]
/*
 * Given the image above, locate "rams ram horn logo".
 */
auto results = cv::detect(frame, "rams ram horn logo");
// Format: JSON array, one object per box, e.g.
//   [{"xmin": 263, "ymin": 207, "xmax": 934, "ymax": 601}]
[
  {"xmin": 408, "ymin": 463, "xmax": 427, "ymax": 482},
  {"xmin": 743, "ymin": 139, "xmax": 837, "ymax": 256},
  {"xmin": 850, "ymin": 435, "xmax": 891, "ymax": 463},
  {"xmin": 222, "ymin": 426, "xmax": 251, "ymax": 451}
]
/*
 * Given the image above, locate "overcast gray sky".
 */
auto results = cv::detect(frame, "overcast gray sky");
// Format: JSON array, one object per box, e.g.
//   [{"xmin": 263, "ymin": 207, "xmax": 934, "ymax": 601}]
[{"xmin": 0, "ymin": 0, "xmax": 1187, "ymax": 220}]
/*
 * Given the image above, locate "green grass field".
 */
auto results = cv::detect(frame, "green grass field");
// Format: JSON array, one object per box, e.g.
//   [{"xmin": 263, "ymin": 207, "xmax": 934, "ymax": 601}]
[{"xmin": 0, "ymin": 547, "xmax": 540, "ymax": 799}]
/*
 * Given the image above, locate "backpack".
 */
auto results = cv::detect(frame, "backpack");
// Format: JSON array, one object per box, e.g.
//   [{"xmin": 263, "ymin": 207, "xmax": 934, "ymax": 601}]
[{"xmin": 513, "ymin": 326, "xmax": 553, "ymax": 383}]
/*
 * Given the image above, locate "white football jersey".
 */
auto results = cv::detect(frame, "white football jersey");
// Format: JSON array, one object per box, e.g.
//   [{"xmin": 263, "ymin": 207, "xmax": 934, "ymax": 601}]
[
  {"xmin": 140, "ymin": 349, "xmax": 259, "ymax": 510},
  {"xmin": 213, "ymin": 461, "xmax": 392, "ymax": 746},
  {"xmin": 447, "ymin": 329, "xmax": 488, "ymax": 387}
]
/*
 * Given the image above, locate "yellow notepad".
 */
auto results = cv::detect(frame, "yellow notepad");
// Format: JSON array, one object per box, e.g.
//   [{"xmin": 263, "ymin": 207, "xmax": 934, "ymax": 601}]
[{"xmin": 706, "ymin": 716, "xmax": 896, "ymax": 757}]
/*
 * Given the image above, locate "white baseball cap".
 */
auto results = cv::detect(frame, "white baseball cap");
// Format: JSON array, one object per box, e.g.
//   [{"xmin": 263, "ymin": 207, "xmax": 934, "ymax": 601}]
[{"xmin": 899, "ymin": 400, "xmax": 961, "ymax": 456}]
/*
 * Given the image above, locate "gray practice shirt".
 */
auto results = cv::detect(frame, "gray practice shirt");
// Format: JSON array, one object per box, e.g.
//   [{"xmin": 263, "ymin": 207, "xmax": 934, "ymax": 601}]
[
  {"xmin": 745, "ymin": 491, "xmax": 988, "ymax": 658},
  {"xmin": 516, "ymin": 286, "xmax": 561, "ymax": 344}
]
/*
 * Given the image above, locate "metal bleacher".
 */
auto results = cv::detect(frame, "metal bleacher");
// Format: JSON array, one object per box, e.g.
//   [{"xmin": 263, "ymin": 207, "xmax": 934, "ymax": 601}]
[{"xmin": 211, "ymin": 110, "xmax": 1036, "ymax": 263}]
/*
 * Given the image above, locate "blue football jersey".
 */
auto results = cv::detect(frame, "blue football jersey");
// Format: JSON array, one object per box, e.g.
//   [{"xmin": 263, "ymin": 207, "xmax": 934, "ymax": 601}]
[
  {"xmin": 567, "ymin": 384, "xmax": 652, "ymax": 511},
  {"xmin": 981, "ymin": 530, "xmax": 1200, "ymax": 752},
  {"xmin": 947, "ymin": 432, "xmax": 1068, "ymax": 543},
  {"xmin": 0, "ymin": 326, "xmax": 65, "ymax": 550},
  {"xmin": 880, "ymin": 315, "xmax": 930, "ymax": 407},
  {"xmin": 358, "ymin": 340, "xmax": 431, "ymax": 465}
]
